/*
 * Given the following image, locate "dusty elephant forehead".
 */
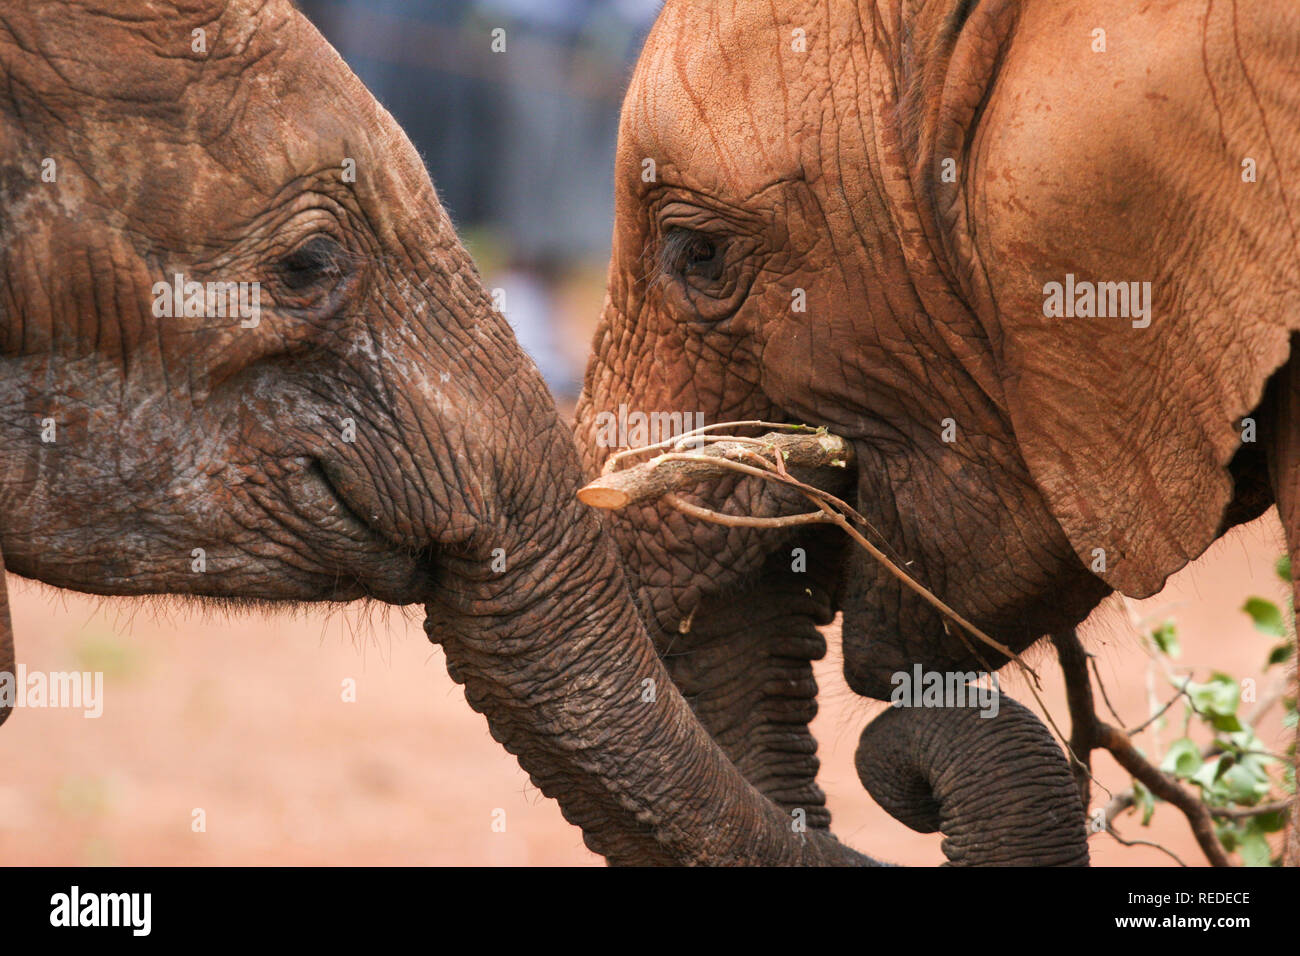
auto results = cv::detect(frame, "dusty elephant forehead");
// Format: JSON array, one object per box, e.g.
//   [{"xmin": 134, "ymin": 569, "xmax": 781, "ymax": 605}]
[
  {"xmin": 0, "ymin": 0, "xmax": 373, "ymax": 156},
  {"xmin": 2, "ymin": 0, "xmax": 419, "ymax": 234},
  {"xmin": 627, "ymin": 0, "xmax": 835, "ymax": 193},
  {"xmin": 1, "ymin": 0, "xmax": 293, "ymax": 103}
]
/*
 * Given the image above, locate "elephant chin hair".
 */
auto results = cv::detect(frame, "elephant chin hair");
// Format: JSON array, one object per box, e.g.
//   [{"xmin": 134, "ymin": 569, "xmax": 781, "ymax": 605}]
[{"xmin": 855, "ymin": 694, "xmax": 1090, "ymax": 867}]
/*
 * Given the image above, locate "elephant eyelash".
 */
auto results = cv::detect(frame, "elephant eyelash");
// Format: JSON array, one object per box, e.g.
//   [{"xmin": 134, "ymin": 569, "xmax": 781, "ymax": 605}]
[
  {"xmin": 656, "ymin": 228, "xmax": 726, "ymax": 284},
  {"xmin": 276, "ymin": 236, "xmax": 352, "ymax": 290}
]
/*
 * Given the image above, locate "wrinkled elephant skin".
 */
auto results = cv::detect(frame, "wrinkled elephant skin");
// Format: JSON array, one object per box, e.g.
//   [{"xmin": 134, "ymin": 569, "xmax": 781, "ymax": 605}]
[
  {"xmin": 578, "ymin": 0, "xmax": 1299, "ymax": 862},
  {"xmin": 0, "ymin": 0, "xmax": 876, "ymax": 866}
]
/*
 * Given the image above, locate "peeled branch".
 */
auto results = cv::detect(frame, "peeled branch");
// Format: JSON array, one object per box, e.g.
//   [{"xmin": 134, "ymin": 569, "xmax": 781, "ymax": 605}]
[{"xmin": 578, "ymin": 429, "xmax": 853, "ymax": 511}]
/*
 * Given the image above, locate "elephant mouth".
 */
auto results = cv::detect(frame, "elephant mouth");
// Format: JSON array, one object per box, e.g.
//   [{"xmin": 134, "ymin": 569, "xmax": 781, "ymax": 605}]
[{"xmin": 307, "ymin": 458, "xmax": 439, "ymax": 605}]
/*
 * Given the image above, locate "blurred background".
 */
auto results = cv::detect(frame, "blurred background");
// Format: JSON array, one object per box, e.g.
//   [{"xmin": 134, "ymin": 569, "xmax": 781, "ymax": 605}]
[
  {"xmin": 0, "ymin": 1, "xmax": 1293, "ymax": 867},
  {"xmin": 296, "ymin": 0, "xmax": 666, "ymax": 403}
]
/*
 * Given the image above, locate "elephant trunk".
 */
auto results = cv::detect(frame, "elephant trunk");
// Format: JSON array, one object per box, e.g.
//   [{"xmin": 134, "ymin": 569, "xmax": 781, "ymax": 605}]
[
  {"xmin": 652, "ymin": 538, "xmax": 839, "ymax": 830},
  {"xmin": 392, "ymin": 336, "xmax": 870, "ymax": 864},
  {"xmin": 855, "ymin": 693, "xmax": 1089, "ymax": 866},
  {"xmin": 424, "ymin": 459, "xmax": 871, "ymax": 866}
]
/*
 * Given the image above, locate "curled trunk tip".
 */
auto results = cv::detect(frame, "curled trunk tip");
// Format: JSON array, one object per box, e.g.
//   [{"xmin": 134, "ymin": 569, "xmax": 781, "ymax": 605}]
[{"xmin": 856, "ymin": 693, "xmax": 1089, "ymax": 866}]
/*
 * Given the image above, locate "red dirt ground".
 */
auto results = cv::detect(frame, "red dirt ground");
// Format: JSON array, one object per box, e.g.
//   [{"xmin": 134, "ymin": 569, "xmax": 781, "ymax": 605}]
[{"xmin": 0, "ymin": 513, "xmax": 1292, "ymax": 866}]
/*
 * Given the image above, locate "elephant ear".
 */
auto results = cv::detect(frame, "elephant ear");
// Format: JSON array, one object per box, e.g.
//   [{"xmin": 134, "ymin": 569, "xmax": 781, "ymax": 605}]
[
  {"xmin": 997, "ymin": 312, "xmax": 1290, "ymax": 599},
  {"xmin": 953, "ymin": 6, "xmax": 1300, "ymax": 599}
]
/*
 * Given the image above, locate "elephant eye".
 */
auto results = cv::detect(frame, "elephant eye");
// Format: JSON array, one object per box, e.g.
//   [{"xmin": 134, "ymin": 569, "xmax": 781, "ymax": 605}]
[
  {"xmin": 275, "ymin": 235, "xmax": 349, "ymax": 292},
  {"xmin": 653, "ymin": 213, "xmax": 756, "ymax": 323},
  {"xmin": 660, "ymin": 228, "xmax": 726, "ymax": 283}
]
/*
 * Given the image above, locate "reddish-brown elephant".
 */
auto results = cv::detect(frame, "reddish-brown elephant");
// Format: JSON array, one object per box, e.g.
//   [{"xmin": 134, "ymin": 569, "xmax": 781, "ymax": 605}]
[{"xmin": 578, "ymin": 0, "xmax": 1299, "ymax": 864}]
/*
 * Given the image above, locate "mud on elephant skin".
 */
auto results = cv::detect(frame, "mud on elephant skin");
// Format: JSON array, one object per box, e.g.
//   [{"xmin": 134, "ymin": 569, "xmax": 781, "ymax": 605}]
[
  {"xmin": 577, "ymin": 0, "xmax": 1300, "ymax": 861},
  {"xmin": 0, "ymin": 0, "xmax": 879, "ymax": 866}
]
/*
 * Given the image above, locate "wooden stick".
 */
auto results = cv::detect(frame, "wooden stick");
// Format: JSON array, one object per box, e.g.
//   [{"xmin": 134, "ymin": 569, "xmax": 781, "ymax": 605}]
[
  {"xmin": 578, "ymin": 430, "xmax": 852, "ymax": 510},
  {"xmin": 581, "ymin": 427, "xmax": 1037, "ymax": 681}
]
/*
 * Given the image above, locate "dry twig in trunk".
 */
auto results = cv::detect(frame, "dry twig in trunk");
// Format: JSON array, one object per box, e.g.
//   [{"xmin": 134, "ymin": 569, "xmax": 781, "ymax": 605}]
[{"xmin": 580, "ymin": 425, "xmax": 1039, "ymax": 681}]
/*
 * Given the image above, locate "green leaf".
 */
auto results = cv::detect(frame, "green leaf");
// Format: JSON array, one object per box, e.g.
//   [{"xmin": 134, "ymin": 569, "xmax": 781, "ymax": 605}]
[
  {"xmin": 1268, "ymin": 642, "xmax": 1295, "ymax": 667},
  {"xmin": 1150, "ymin": 620, "xmax": 1181, "ymax": 658},
  {"xmin": 1239, "ymin": 830, "xmax": 1272, "ymax": 867},
  {"xmin": 1216, "ymin": 824, "xmax": 1240, "ymax": 852},
  {"xmin": 1183, "ymin": 673, "xmax": 1240, "ymax": 718},
  {"xmin": 1132, "ymin": 779, "xmax": 1156, "ymax": 827},
  {"xmin": 1191, "ymin": 755, "xmax": 1224, "ymax": 789},
  {"xmin": 1277, "ymin": 553, "xmax": 1291, "ymax": 584},
  {"xmin": 1210, "ymin": 713, "xmax": 1244, "ymax": 733},
  {"xmin": 1162, "ymin": 738, "xmax": 1203, "ymax": 779},
  {"xmin": 1219, "ymin": 763, "xmax": 1273, "ymax": 804},
  {"xmin": 1252, "ymin": 809, "xmax": 1289, "ymax": 834},
  {"xmin": 1242, "ymin": 598, "xmax": 1287, "ymax": 637}
]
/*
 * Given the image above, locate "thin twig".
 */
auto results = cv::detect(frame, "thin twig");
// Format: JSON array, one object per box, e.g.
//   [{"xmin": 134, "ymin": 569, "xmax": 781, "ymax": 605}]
[
  {"xmin": 802, "ymin": 495, "xmax": 1036, "ymax": 678},
  {"xmin": 1208, "ymin": 800, "xmax": 1292, "ymax": 820},
  {"xmin": 1105, "ymin": 826, "xmax": 1189, "ymax": 867},
  {"xmin": 1127, "ymin": 676, "xmax": 1193, "ymax": 737},
  {"xmin": 1094, "ymin": 720, "xmax": 1233, "ymax": 867},
  {"xmin": 662, "ymin": 493, "xmax": 832, "ymax": 529},
  {"xmin": 1089, "ymin": 655, "xmax": 1127, "ymax": 726}
]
